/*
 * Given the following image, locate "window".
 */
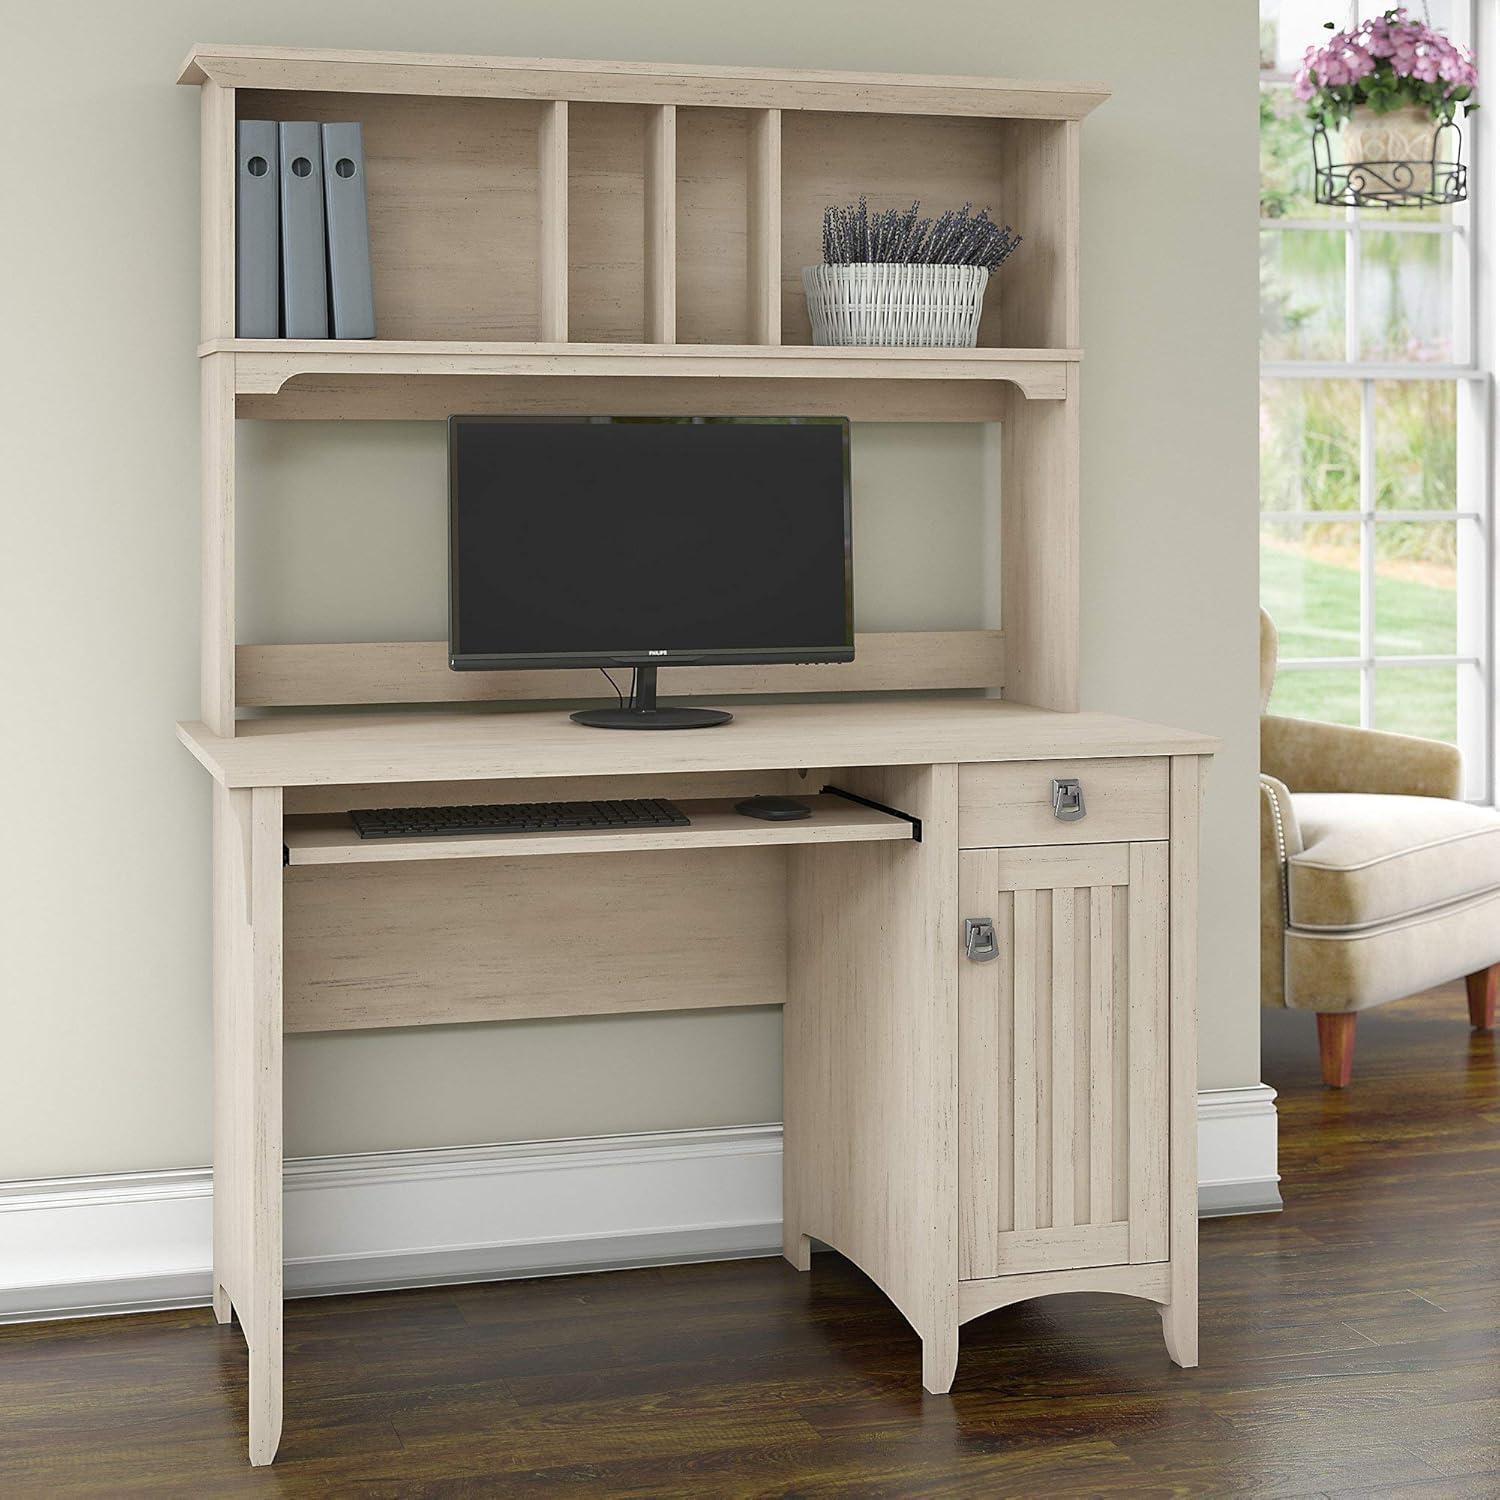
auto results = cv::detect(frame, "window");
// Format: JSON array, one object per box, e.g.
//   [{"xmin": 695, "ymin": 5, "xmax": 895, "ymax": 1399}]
[{"xmin": 1259, "ymin": 0, "xmax": 1490, "ymax": 799}]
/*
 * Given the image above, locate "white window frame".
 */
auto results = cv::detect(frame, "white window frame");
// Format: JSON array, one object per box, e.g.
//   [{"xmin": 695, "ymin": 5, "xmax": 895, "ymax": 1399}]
[{"xmin": 1259, "ymin": 0, "xmax": 1494, "ymax": 801}]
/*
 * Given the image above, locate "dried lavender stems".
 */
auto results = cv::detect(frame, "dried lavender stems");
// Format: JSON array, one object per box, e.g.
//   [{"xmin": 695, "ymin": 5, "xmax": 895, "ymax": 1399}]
[{"xmin": 821, "ymin": 197, "xmax": 1021, "ymax": 273}]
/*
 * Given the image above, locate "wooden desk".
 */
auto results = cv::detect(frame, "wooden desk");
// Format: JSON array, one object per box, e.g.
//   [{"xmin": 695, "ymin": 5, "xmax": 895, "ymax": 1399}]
[
  {"xmin": 180, "ymin": 700, "xmax": 1214, "ymax": 1464},
  {"xmin": 175, "ymin": 42, "xmax": 1204, "ymax": 1469}
]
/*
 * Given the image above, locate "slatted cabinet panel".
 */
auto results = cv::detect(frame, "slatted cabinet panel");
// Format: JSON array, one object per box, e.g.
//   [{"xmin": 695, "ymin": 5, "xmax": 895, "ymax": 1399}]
[{"xmin": 958, "ymin": 842, "xmax": 1169, "ymax": 1280}]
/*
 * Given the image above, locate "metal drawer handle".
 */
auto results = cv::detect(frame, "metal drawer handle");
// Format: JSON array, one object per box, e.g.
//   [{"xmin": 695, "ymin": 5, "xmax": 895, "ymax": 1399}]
[
  {"xmin": 1051, "ymin": 777, "xmax": 1086, "ymax": 822},
  {"xmin": 964, "ymin": 917, "xmax": 999, "ymax": 963}
]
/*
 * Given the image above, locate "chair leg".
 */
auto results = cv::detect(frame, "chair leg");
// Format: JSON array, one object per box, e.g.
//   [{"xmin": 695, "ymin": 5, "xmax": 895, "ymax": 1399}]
[
  {"xmin": 1316, "ymin": 1012, "xmax": 1357, "ymax": 1088},
  {"xmin": 1465, "ymin": 964, "xmax": 1498, "ymax": 1031}
]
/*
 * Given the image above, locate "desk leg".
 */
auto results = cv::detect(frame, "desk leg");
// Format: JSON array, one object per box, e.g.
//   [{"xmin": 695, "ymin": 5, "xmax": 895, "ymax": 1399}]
[
  {"xmin": 211, "ymin": 785, "xmax": 234, "ymax": 1328},
  {"xmin": 212, "ymin": 784, "xmax": 284, "ymax": 1466},
  {"xmin": 922, "ymin": 1328, "xmax": 959, "ymax": 1394}
]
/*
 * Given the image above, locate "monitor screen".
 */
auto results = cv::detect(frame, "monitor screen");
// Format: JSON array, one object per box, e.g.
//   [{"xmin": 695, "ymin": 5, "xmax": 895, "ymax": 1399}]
[{"xmin": 448, "ymin": 417, "xmax": 853, "ymax": 670}]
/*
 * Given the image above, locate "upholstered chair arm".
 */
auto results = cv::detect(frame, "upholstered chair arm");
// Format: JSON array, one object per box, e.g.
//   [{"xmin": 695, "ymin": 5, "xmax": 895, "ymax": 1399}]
[
  {"xmin": 1260, "ymin": 774, "xmax": 1300, "ymax": 1010},
  {"xmin": 1261, "ymin": 714, "xmax": 1462, "ymax": 799}
]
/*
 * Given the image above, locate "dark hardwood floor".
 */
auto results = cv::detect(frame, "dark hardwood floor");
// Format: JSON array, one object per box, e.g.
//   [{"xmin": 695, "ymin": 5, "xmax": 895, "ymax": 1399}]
[{"xmin": 2, "ymin": 984, "xmax": 1495, "ymax": 1497}]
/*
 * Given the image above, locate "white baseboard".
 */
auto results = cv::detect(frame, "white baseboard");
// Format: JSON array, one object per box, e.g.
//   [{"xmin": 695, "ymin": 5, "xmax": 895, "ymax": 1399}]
[
  {"xmin": 0, "ymin": 1090, "xmax": 1279, "ymax": 1325},
  {"xmin": 1197, "ymin": 1084, "xmax": 1282, "ymax": 1216},
  {"xmin": 0, "ymin": 1125, "xmax": 784, "ymax": 1323}
]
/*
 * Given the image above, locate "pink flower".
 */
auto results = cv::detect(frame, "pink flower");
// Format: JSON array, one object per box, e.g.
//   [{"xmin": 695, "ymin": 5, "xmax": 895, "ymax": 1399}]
[{"xmin": 1293, "ymin": 8, "xmax": 1477, "ymax": 117}]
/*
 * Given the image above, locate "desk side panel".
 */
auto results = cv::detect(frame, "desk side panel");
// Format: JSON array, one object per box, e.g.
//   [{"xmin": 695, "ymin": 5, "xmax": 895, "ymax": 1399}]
[
  {"xmin": 784, "ymin": 763, "xmax": 959, "ymax": 1390},
  {"xmin": 1161, "ymin": 754, "xmax": 1202, "ymax": 1367},
  {"xmin": 211, "ymin": 784, "xmax": 284, "ymax": 1464}
]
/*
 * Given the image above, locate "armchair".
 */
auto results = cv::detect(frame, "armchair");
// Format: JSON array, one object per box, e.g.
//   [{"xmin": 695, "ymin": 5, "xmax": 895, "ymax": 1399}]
[{"xmin": 1260, "ymin": 609, "xmax": 1500, "ymax": 1085}]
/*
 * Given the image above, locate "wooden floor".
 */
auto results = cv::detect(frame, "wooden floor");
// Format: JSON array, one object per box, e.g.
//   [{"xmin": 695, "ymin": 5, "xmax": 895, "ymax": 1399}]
[{"xmin": 2, "ymin": 984, "xmax": 1495, "ymax": 1497}]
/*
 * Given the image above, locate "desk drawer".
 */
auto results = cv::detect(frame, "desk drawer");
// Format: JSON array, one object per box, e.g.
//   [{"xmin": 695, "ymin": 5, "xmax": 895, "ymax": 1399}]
[{"xmin": 959, "ymin": 757, "xmax": 1169, "ymax": 847}]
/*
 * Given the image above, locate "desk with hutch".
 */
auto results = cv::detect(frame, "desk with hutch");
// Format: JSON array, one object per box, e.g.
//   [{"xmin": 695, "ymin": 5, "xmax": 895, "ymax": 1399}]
[{"xmin": 175, "ymin": 43, "xmax": 1216, "ymax": 1466}]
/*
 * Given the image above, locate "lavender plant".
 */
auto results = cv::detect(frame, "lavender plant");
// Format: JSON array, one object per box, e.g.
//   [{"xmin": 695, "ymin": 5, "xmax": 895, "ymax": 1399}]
[{"xmin": 820, "ymin": 197, "xmax": 1021, "ymax": 272}]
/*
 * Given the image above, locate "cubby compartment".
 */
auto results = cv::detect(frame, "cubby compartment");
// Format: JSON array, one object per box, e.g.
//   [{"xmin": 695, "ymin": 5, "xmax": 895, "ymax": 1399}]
[
  {"xmin": 676, "ymin": 108, "xmax": 752, "ymax": 345},
  {"xmin": 566, "ymin": 102, "xmax": 651, "ymax": 343},
  {"xmin": 239, "ymin": 91, "xmax": 545, "ymax": 342},
  {"xmin": 779, "ymin": 112, "xmax": 1076, "ymax": 350}
]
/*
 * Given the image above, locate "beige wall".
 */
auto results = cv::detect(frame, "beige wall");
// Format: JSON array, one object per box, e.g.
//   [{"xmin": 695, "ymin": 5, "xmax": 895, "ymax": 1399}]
[{"xmin": 0, "ymin": 1, "xmax": 1259, "ymax": 1179}]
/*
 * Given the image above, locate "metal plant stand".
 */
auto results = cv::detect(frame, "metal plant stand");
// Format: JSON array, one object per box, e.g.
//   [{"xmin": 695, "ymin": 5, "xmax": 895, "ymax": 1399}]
[{"xmin": 1311, "ymin": 118, "xmax": 1467, "ymax": 210}]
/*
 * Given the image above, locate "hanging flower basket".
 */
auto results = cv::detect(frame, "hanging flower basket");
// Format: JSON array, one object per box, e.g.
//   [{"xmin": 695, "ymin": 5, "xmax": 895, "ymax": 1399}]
[{"xmin": 1297, "ymin": 7, "xmax": 1476, "ymax": 209}]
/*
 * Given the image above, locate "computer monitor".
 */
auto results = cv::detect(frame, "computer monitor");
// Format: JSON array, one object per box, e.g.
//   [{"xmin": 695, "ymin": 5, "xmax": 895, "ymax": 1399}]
[{"xmin": 448, "ymin": 415, "xmax": 853, "ymax": 729}]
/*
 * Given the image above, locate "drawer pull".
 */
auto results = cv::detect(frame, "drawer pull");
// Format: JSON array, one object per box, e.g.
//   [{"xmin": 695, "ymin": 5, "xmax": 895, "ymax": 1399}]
[
  {"xmin": 964, "ymin": 916, "xmax": 999, "ymax": 963},
  {"xmin": 1051, "ymin": 777, "xmax": 1086, "ymax": 822}
]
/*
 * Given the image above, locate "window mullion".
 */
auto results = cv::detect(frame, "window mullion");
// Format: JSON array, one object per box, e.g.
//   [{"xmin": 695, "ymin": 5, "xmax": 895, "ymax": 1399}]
[
  {"xmin": 1345, "ymin": 211, "xmax": 1361, "ymax": 365},
  {"xmin": 1360, "ymin": 378, "xmax": 1376, "ymax": 729},
  {"xmin": 1262, "ymin": 508, "xmax": 1474, "ymax": 523},
  {"xmin": 1453, "ymin": 212, "xmax": 1474, "ymax": 369}
]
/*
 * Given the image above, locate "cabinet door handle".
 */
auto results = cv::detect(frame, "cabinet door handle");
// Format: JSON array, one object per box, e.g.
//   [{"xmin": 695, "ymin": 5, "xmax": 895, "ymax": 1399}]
[
  {"xmin": 964, "ymin": 917, "xmax": 999, "ymax": 963},
  {"xmin": 1051, "ymin": 777, "xmax": 1086, "ymax": 822}
]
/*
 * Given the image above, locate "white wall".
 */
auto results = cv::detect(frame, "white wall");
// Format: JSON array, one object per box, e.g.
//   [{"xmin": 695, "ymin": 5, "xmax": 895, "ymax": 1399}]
[{"xmin": 0, "ymin": 0, "xmax": 1260, "ymax": 1179}]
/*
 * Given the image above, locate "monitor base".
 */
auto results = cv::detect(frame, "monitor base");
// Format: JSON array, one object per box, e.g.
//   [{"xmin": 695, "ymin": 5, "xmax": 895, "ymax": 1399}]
[
  {"xmin": 571, "ymin": 705, "xmax": 732, "ymax": 730},
  {"xmin": 571, "ymin": 665, "xmax": 732, "ymax": 729}
]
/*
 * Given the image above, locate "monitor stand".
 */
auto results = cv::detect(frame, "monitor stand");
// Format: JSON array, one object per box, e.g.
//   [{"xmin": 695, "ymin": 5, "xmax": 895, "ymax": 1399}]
[{"xmin": 571, "ymin": 666, "xmax": 733, "ymax": 730}]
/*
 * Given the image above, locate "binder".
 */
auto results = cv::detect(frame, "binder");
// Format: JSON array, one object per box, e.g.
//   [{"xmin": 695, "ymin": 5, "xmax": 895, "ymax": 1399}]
[
  {"xmin": 321, "ymin": 123, "xmax": 376, "ymax": 339},
  {"xmin": 278, "ymin": 121, "xmax": 328, "ymax": 338},
  {"xmin": 235, "ymin": 120, "xmax": 279, "ymax": 337}
]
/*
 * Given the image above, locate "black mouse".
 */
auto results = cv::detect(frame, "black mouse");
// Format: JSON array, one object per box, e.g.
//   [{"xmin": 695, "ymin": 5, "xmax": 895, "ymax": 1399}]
[{"xmin": 734, "ymin": 795, "xmax": 812, "ymax": 821}]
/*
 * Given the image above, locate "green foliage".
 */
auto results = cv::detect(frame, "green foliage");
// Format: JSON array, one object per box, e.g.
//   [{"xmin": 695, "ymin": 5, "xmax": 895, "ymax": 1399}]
[
  {"xmin": 1307, "ymin": 72, "xmax": 1475, "ymax": 130},
  {"xmin": 1261, "ymin": 543, "xmax": 1457, "ymax": 742},
  {"xmin": 1260, "ymin": 229, "xmax": 1340, "ymax": 360},
  {"xmin": 1260, "ymin": 378, "xmax": 1457, "ymax": 566},
  {"xmin": 1260, "ymin": 86, "xmax": 1317, "ymax": 219}
]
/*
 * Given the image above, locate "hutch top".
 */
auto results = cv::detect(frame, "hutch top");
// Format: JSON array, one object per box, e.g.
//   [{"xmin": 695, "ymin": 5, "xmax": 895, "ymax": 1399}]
[{"xmin": 179, "ymin": 42, "xmax": 1111, "ymax": 739}]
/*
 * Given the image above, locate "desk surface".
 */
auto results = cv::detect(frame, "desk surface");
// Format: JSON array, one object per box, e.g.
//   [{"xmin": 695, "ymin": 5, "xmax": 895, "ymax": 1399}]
[{"xmin": 177, "ymin": 698, "xmax": 1218, "ymax": 789}]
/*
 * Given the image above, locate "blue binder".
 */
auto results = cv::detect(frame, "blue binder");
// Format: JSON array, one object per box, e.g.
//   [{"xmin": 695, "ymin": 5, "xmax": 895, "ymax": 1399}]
[
  {"xmin": 235, "ymin": 121, "xmax": 279, "ymax": 337},
  {"xmin": 321, "ymin": 123, "xmax": 376, "ymax": 339},
  {"xmin": 278, "ymin": 122, "xmax": 328, "ymax": 338}
]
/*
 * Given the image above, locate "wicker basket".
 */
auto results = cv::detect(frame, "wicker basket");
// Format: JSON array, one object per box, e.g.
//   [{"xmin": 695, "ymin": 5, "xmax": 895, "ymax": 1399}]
[{"xmin": 802, "ymin": 263, "xmax": 989, "ymax": 347}]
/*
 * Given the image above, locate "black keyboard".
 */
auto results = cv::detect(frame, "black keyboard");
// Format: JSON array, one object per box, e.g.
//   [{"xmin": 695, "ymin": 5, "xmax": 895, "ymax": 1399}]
[{"xmin": 348, "ymin": 798, "xmax": 691, "ymax": 840}]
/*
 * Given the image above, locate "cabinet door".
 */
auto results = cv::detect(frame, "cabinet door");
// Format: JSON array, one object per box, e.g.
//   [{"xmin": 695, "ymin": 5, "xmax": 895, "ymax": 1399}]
[{"xmin": 959, "ymin": 842, "xmax": 1169, "ymax": 1280}]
